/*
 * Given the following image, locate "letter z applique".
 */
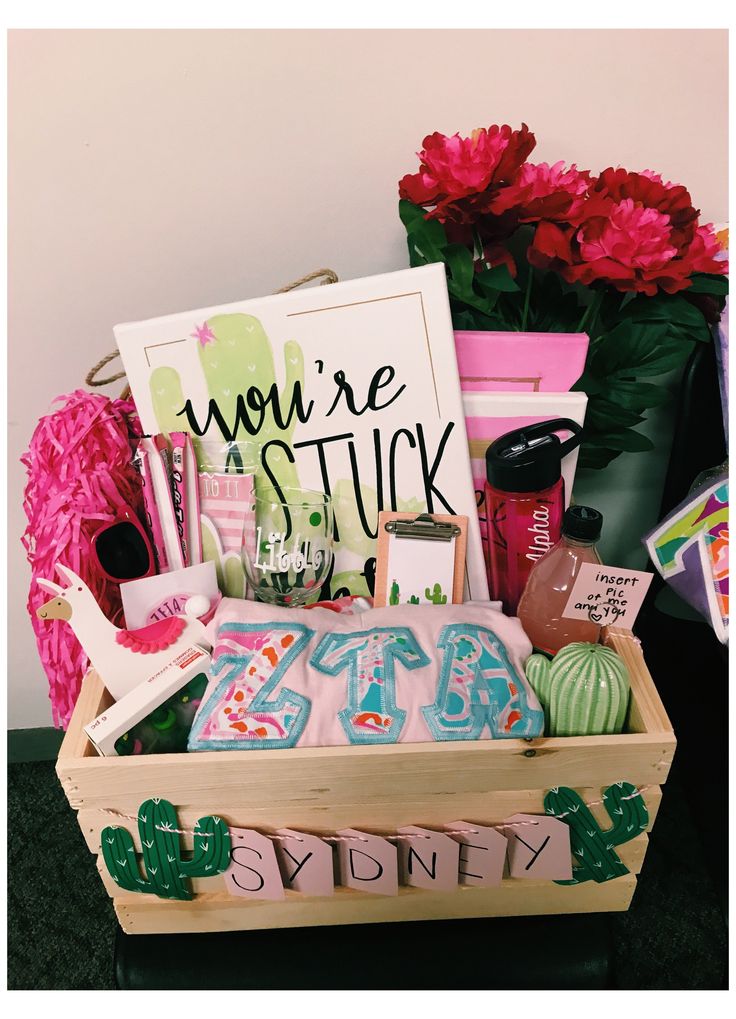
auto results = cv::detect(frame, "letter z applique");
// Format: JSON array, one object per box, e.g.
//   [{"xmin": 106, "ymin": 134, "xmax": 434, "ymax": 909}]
[{"xmin": 188, "ymin": 623, "xmax": 313, "ymax": 750}]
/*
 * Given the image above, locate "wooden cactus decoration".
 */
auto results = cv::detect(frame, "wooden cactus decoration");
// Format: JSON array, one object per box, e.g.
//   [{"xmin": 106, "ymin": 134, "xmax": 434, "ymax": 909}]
[
  {"xmin": 544, "ymin": 782, "xmax": 648, "ymax": 884},
  {"xmin": 101, "ymin": 798, "xmax": 231, "ymax": 900}
]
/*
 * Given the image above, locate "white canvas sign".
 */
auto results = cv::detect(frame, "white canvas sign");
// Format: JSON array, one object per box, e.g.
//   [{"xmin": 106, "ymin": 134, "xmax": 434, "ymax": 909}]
[{"xmin": 115, "ymin": 264, "xmax": 488, "ymax": 600}]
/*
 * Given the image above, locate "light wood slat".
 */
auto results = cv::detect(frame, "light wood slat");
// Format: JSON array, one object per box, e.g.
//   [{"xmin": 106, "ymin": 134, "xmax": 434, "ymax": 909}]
[
  {"xmin": 603, "ymin": 627, "xmax": 674, "ymax": 735},
  {"xmin": 114, "ymin": 876, "xmax": 638, "ymax": 934},
  {"xmin": 77, "ymin": 786, "xmax": 662, "ymax": 853},
  {"xmin": 95, "ymin": 833, "xmax": 649, "ymax": 899},
  {"xmin": 57, "ymin": 671, "xmax": 112, "ymax": 762},
  {"xmin": 57, "ymin": 734, "xmax": 675, "ymax": 810}
]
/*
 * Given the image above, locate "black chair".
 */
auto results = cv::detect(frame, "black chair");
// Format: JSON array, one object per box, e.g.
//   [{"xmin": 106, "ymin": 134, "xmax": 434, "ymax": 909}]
[{"xmin": 115, "ymin": 912, "xmax": 613, "ymax": 990}]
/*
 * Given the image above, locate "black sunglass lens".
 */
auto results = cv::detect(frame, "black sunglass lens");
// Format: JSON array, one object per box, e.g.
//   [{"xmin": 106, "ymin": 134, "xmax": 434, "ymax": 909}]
[{"xmin": 96, "ymin": 522, "xmax": 151, "ymax": 580}]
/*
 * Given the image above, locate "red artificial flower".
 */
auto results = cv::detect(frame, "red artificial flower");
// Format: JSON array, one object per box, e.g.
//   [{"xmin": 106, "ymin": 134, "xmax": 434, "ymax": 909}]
[
  {"xmin": 530, "ymin": 168, "xmax": 729, "ymax": 295},
  {"xmin": 562, "ymin": 199, "xmax": 687, "ymax": 295},
  {"xmin": 528, "ymin": 221, "xmax": 576, "ymax": 271},
  {"xmin": 683, "ymin": 223, "xmax": 729, "ymax": 276},
  {"xmin": 490, "ymin": 161, "xmax": 593, "ymax": 223},
  {"xmin": 398, "ymin": 124, "xmax": 536, "ymax": 223},
  {"xmin": 591, "ymin": 167, "xmax": 700, "ymax": 250}
]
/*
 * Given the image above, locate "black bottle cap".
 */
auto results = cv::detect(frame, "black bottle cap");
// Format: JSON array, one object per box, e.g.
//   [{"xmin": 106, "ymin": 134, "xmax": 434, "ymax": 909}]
[
  {"xmin": 562, "ymin": 505, "xmax": 603, "ymax": 541},
  {"xmin": 485, "ymin": 419, "xmax": 584, "ymax": 494}
]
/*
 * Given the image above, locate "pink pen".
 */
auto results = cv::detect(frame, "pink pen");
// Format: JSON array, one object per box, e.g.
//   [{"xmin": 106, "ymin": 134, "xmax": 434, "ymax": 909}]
[{"xmin": 136, "ymin": 442, "xmax": 169, "ymax": 574}]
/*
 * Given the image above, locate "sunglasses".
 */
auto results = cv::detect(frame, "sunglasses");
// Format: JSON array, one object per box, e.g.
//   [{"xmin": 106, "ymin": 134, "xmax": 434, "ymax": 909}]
[{"xmin": 91, "ymin": 507, "xmax": 156, "ymax": 583}]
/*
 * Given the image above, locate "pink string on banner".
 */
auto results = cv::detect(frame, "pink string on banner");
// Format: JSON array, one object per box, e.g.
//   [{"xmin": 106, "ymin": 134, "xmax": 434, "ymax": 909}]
[{"xmin": 98, "ymin": 785, "xmax": 651, "ymax": 840}]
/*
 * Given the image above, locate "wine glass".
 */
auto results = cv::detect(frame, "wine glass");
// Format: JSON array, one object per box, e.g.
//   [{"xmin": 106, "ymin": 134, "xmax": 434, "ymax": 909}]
[{"xmin": 242, "ymin": 487, "xmax": 334, "ymax": 607}]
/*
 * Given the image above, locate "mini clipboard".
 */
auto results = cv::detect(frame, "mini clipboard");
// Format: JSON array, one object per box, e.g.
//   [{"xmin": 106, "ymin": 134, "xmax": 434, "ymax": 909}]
[{"xmin": 374, "ymin": 511, "xmax": 468, "ymax": 608}]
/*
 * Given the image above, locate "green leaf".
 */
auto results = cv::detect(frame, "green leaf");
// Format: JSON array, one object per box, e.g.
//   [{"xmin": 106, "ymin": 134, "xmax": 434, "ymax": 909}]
[
  {"xmin": 620, "ymin": 293, "xmax": 709, "ymax": 332},
  {"xmin": 686, "ymin": 272, "xmax": 729, "ymax": 296},
  {"xmin": 398, "ymin": 199, "xmax": 427, "ymax": 232},
  {"xmin": 590, "ymin": 321, "xmax": 691, "ymax": 379},
  {"xmin": 585, "ymin": 399, "xmax": 645, "ymax": 430},
  {"xmin": 475, "ymin": 263, "xmax": 521, "ymax": 294},
  {"xmin": 443, "ymin": 244, "xmax": 475, "ymax": 296},
  {"xmin": 578, "ymin": 444, "xmax": 622, "ymax": 470},
  {"xmin": 584, "ymin": 429, "xmax": 654, "ymax": 452},
  {"xmin": 605, "ymin": 379, "xmax": 671, "ymax": 410}
]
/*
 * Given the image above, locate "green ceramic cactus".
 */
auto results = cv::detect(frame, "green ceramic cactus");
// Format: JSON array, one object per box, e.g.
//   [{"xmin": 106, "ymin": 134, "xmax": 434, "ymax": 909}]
[
  {"xmin": 544, "ymin": 782, "xmax": 649, "ymax": 884},
  {"xmin": 525, "ymin": 642, "xmax": 629, "ymax": 736},
  {"xmin": 100, "ymin": 798, "xmax": 231, "ymax": 901},
  {"xmin": 424, "ymin": 583, "xmax": 447, "ymax": 605}
]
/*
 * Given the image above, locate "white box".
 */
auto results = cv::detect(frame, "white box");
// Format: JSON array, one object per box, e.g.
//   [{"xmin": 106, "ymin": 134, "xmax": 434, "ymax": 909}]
[{"xmin": 84, "ymin": 645, "xmax": 211, "ymax": 756}]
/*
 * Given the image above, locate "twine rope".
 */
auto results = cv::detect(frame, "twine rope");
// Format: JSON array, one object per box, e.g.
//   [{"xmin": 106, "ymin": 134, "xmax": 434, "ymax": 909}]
[
  {"xmin": 85, "ymin": 268, "xmax": 339, "ymax": 389},
  {"xmin": 99, "ymin": 785, "xmax": 651, "ymax": 841}
]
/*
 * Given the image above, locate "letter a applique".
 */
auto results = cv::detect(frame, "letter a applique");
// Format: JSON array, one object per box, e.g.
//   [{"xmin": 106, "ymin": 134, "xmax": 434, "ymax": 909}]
[{"xmin": 423, "ymin": 624, "xmax": 544, "ymax": 740}]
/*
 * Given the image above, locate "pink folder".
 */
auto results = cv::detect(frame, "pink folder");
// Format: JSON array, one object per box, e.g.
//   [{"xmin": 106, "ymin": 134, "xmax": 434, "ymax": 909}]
[{"xmin": 454, "ymin": 331, "xmax": 589, "ymax": 393}]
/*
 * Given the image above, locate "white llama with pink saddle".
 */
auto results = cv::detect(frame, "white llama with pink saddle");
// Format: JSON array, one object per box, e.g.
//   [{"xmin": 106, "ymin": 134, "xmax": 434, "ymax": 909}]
[{"xmin": 36, "ymin": 564, "xmax": 210, "ymax": 700}]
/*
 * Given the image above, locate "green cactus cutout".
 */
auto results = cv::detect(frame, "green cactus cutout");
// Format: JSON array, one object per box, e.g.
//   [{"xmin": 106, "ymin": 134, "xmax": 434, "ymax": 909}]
[
  {"xmin": 407, "ymin": 595, "xmax": 420, "ymax": 604},
  {"xmin": 544, "ymin": 782, "xmax": 649, "ymax": 885},
  {"xmin": 100, "ymin": 798, "xmax": 231, "ymax": 901},
  {"xmin": 389, "ymin": 580, "xmax": 400, "ymax": 606},
  {"xmin": 424, "ymin": 583, "xmax": 447, "ymax": 605}
]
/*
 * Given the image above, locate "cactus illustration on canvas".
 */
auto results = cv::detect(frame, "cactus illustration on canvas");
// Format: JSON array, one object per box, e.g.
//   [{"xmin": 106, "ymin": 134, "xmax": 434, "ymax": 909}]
[
  {"xmin": 150, "ymin": 314, "xmax": 304, "ymax": 490},
  {"xmin": 424, "ymin": 583, "xmax": 447, "ymax": 605},
  {"xmin": 100, "ymin": 797, "xmax": 231, "ymax": 900},
  {"xmin": 544, "ymin": 782, "xmax": 649, "ymax": 884},
  {"xmin": 146, "ymin": 314, "xmax": 439, "ymax": 598}
]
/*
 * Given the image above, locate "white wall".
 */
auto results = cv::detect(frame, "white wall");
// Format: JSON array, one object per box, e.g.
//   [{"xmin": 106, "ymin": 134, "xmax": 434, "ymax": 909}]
[{"xmin": 8, "ymin": 28, "xmax": 728, "ymax": 727}]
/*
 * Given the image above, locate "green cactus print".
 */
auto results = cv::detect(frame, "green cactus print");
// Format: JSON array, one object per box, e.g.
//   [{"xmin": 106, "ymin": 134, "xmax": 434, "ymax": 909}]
[
  {"xmin": 150, "ymin": 314, "xmax": 303, "ymax": 491},
  {"xmin": 407, "ymin": 595, "xmax": 420, "ymax": 604},
  {"xmin": 389, "ymin": 580, "xmax": 400, "ymax": 606},
  {"xmin": 100, "ymin": 798, "xmax": 231, "ymax": 901},
  {"xmin": 424, "ymin": 583, "xmax": 447, "ymax": 605},
  {"xmin": 146, "ymin": 313, "xmax": 436, "ymax": 599},
  {"xmin": 544, "ymin": 782, "xmax": 649, "ymax": 885}
]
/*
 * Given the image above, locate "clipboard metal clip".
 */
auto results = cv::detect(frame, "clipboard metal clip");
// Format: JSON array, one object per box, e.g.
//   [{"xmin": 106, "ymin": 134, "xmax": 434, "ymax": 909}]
[{"xmin": 385, "ymin": 514, "xmax": 461, "ymax": 542}]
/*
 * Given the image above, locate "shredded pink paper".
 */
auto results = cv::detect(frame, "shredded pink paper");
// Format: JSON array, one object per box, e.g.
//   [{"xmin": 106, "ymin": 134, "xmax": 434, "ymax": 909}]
[{"xmin": 21, "ymin": 389, "xmax": 143, "ymax": 728}]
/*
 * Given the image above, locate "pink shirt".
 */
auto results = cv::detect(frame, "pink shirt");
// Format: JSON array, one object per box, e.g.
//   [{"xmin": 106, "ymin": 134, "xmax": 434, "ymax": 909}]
[{"xmin": 189, "ymin": 599, "xmax": 543, "ymax": 751}]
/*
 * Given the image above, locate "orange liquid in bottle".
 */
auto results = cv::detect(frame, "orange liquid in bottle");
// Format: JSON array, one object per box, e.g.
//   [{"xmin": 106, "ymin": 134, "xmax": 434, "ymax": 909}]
[{"xmin": 517, "ymin": 507, "xmax": 603, "ymax": 655}]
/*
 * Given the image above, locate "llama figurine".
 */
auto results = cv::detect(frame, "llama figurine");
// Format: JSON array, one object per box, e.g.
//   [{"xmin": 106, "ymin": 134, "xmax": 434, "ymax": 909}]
[{"xmin": 36, "ymin": 564, "xmax": 211, "ymax": 700}]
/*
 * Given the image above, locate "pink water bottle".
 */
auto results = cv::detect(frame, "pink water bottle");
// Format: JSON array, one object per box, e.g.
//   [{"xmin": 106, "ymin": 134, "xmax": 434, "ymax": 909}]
[{"xmin": 484, "ymin": 419, "xmax": 583, "ymax": 615}]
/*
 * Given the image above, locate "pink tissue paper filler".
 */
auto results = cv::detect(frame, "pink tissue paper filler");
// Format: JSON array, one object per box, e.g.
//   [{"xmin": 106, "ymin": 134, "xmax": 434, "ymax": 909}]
[{"xmin": 21, "ymin": 389, "xmax": 143, "ymax": 727}]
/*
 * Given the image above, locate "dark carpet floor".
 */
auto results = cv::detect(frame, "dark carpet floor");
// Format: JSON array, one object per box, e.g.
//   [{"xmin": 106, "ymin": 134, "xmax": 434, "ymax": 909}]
[{"xmin": 7, "ymin": 759, "xmax": 728, "ymax": 990}]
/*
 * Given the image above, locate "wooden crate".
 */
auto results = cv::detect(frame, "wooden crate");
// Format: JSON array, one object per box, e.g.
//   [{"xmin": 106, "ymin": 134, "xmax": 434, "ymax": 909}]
[{"xmin": 56, "ymin": 627, "xmax": 675, "ymax": 935}]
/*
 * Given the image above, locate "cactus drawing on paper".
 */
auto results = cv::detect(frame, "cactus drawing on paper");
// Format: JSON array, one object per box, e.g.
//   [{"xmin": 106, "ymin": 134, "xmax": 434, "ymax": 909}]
[
  {"xmin": 544, "ymin": 782, "xmax": 649, "ymax": 884},
  {"xmin": 424, "ymin": 583, "xmax": 447, "ymax": 605},
  {"xmin": 100, "ymin": 797, "xmax": 231, "ymax": 900}
]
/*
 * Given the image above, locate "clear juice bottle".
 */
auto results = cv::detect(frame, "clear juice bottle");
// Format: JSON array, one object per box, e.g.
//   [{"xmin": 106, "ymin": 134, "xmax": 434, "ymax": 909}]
[{"xmin": 517, "ymin": 505, "xmax": 603, "ymax": 654}]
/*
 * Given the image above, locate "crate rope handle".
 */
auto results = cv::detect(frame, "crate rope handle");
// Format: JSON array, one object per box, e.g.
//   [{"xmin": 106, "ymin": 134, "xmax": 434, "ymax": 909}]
[
  {"xmin": 85, "ymin": 268, "xmax": 340, "ymax": 390},
  {"xmin": 99, "ymin": 784, "xmax": 651, "ymax": 840}
]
